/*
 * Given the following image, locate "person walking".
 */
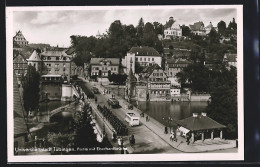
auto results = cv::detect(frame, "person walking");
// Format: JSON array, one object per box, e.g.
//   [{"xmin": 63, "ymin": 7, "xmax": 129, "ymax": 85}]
[
  {"xmin": 170, "ymin": 131, "xmax": 174, "ymax": 141},
  {"xmin": 164, "ymin": 126, "xmax": 168, "ymax": 134}
]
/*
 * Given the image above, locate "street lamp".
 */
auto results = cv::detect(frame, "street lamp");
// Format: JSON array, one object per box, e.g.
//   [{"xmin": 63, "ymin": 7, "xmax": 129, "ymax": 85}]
[{"xmin": 45, "ymin": 92, "xmax": 49, "ymax": 122}]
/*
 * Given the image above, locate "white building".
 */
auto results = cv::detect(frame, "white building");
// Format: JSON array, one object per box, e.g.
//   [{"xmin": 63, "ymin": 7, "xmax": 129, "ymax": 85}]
[
  {"xmin": 164, "ymin": 21, "xmax": 182, "ymax": 39},
  {"xmin": 205, "ymin": 22, "xmax": 218, "ymax": 34},
  {"xmin": 122, "ymin": 46, "xmax": 162, "ymax": 74}
]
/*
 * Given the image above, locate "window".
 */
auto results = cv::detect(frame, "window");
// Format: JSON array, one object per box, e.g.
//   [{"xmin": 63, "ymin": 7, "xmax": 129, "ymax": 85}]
[
  {"xmin": 47, "ymin": 57, "xmax": 51, "ymax": 60},
  {"xmin": 136, "ymin": 58, "xmax": 138, "ymax": 61},
  {"xmin": 148, "ymin": 58, "xmax": 150, "ymax": 61},
  {"xmin": 160, "ymin": 73, "xmax": 163, "ymax": 76},
  {"xmin": 152, "ymin": 58, "xmax": 154, "ymax": 61},
  {"xmin": 140, "ymin": 58, "xmax": 142, "ymax": 61},
  {"xmin": 56, "ymin": 57, "xmax": 59, "ymax": 60},
  {"xmin": 144, "ymin": 58, "xmax": 146, "ymax": 61},
  {"xmin": 102, "ymin": 67, "xmax": 104, "ymax": 70},
  {"xmin": 63, "ymin": 57, "xmax": 67, "ymax": 60}
]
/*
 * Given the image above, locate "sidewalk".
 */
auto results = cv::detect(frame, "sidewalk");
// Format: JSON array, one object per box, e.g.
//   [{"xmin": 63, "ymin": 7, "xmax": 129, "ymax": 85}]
[{"xmin": 79, "ymin": 77, "xmax": 237, "ymax": 153}]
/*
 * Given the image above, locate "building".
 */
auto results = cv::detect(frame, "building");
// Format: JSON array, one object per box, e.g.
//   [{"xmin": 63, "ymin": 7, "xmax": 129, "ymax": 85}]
[
  {"xmin": 122, "ymin": 46, "xmax": 162, "ymax": 74},
  {"xmin": 13, "ymin": 53, "xmax": 28, "ymax": 77},
  {"xmin": 165, "ymin": 58, "xmax": 191, "ymax": 78},
  {"xmin": 205, "ymin": 22, "xmax": 218, "ymax": 34},
  {"xmin": 140, "ymin": 64, "xmax": 171, "ymax": 99},
  {"xmin": 27, "ymin": 49, "xmax": 72, "ymax": 81},
  {"xmin": 164, "ymin": 18, "xmax": 182, "ymax": 39},
  {"xmin": 27, "ymin": 49, "xmax": 72, "ymax": 100},
  {"xmin": 90, "ymin": 58, "xmax": 120, "ymax": 77},
  {"xmin": 13, "ymin": 30, "xmax": 29, "ymax": 47},
  {"xmin": 204, "ymin": 53, "xmax": 221, "ymax": 70},
  {"xmin": 13, "ymin": 72, "xmax": 29, "ymax": 155},
  {"xmin": 177, "ymin": 112, "xmax": 226, "ymax": 143},
  {"xmin": 189, "ymin": 21, "xmax": 206, "ymax": 36},
  {"xmin": 223, "ymin": 53, "xmax": 237, "ymax": 69}
]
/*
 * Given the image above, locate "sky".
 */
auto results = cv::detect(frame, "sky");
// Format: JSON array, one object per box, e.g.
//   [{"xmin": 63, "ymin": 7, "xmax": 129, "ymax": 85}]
[{"xmin": 12, "ymin": 6, "xmax": 237, "ymax": 47}]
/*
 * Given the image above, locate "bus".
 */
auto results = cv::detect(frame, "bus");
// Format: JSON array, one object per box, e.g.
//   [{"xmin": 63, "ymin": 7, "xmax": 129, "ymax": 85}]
[{"xmin": 125, "ymin": 113, "xmax": 140, "ymax": 126}]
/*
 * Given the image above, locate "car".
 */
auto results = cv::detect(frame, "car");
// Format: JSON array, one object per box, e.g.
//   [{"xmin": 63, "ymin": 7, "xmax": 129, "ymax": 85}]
[
  {"xmin": 128, "ymin": 104, "xmax": 133, "ymax": 110},
  {"xmin": 92, "ymin": 87, "xmax": 100, "ymax": 94},
  {"xmin": 107, "ymin": 98, "xmax": 119, "ymax": 108}
]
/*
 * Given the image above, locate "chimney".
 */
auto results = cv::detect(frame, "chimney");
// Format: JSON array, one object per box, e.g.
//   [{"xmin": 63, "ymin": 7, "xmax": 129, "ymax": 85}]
[
  {"xmin": 201, "ymin": 112, "xmax": 207, "ymax": 116},
  {"xmin": 193, "ymin": 113, "xmax": 198, "ymax": 117}
]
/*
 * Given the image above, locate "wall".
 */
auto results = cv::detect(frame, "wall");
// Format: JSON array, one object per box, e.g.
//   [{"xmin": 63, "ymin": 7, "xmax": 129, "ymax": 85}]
[{"xmin": 41, "ymin": 82, "xmax": 61, "ymax": 100}]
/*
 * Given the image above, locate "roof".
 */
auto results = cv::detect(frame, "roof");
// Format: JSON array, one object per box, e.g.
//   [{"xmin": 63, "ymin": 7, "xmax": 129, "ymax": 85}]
[
  {"xmin": 205, "ymin": 22, "xmax": 213, "ymax": 29},
  {"xmin": 27, "ymin": 50, "xmax": 41, "ymax": 61},
  {"xmin": 177, "ymin": 113, "xmax": 226, "ymax": 131},
  {"xmin": 40, "ymin": 50, "xmax": 70, "ymax": 57},
  {"xmin": 13, "ymin": 30, "xmax": 28, "ymax": 41},
  {"xmin": 189, "ymin": 21, "xmax": 205, "ymax": 31},
  {"xmin": 166, "ymin": 58, "xmax": 191, "ymax": 67},
  {"xmin": 65, "ymin": 47, "xmax": 76, "ymax": 55},
  {"xmin": 90, "ymin": 58, "xmax": 120, "ymax": 65},
  {"xmin": 128, "ymin": 47, "xmax": 161, "ymax": 57},
  {"xmin": 13, "ymin": 72, "xmax": 28, "ymax": 136}
]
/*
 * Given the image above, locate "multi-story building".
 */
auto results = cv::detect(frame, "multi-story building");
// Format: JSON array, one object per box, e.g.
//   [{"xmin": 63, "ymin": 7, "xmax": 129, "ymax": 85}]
[
  {"xmin": 165, "ymin": 58, "xmax": 191, "ymax": 78},
  {"xmin": 122, "ymin": 46, "xmax": 162, "ymax": 74},
  {"xmin": 27, "ymin": 49, "xmax": 72, "ymax": 100},
  {"xmin": 13, "ymin": 30, "xmax": 29, "ymax": 47},
  {"xmin": 13, "ymin": 53, "xmax": 28, "ymax": 77},
  {"xmin": 140, "ymin": 64, "xmax": 171, "ymax": 99},
  {"xmin": 90, "ymin": 58, "xmax": 120, "ymax": 77},
  {"xmin": 164, "ymin": 17, "xmax": 182, "ymax": 39},
  {"xmin": 189, "ymin": 21, "xmax": 206, "ymax": 36},
  {"xmin": 223, "ymin": 53, "xmax": 237, "ymax": 69}
]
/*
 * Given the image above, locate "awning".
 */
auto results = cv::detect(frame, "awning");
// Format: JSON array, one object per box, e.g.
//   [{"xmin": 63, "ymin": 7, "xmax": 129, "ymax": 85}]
[{"xmin": 179, "ymin": 126, "xmax": 190, "ymax": 134}]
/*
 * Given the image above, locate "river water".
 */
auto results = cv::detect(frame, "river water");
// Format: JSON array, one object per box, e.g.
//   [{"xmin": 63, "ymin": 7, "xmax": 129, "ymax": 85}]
[{"xmin": 134, "ymin": 101, "xmax": 208, "ymax": 127}]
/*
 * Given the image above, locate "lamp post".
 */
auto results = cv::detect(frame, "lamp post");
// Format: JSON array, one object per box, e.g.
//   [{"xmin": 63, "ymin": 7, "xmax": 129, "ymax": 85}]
[
  {"xmin": 45, "ymin": 92, "xmax": 49, "ymax": 122},
  {"xmin": 163, "ymin": 116, "xmax": 173, "ymax": 131}
]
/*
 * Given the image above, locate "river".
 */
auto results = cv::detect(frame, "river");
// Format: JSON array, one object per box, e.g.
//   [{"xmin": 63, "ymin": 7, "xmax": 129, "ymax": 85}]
[{"xmin": 133, "ymin": 101, "xmax": 208, "ymax": 127}]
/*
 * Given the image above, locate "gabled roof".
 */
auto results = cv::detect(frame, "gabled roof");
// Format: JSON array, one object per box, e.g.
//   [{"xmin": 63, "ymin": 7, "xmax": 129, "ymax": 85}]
[
  {"xmin": 177, "ymin": 113, "xmax": 226, "ymax": 131},
  {"xmin": 27, "ymin": 50, "xmax": 41, "ymax": 61},
  {"xmin": 40, "ymin": 50, "xmax": 70, "ymax": 57},
  {"xmin": 90, "ymin": 58, "xmax": 120, "ymax": 65},
  {"xmin": 13, "ymin": 30, "xmax": 27, "ymax": 40},
  {"xmin": 189, "ymin": 21, "xmax": 205, "ymax": 31},
  {"xmin": 142, "ymin": 64, "xmax": 165, "ymax": 77},
  {"xmin": 128, "ymin": 47, "xmax": 161, "ymax": 57}
]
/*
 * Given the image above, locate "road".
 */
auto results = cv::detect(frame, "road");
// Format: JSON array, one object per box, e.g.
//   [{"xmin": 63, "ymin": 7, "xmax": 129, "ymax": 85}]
[{"xmin": 81, "ymin": 80, "xmax": 181, "ymax": 154}]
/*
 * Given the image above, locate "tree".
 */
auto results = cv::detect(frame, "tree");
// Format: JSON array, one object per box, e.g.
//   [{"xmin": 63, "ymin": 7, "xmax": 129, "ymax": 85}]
[
  {"xmin": 181, "ymin": 25, "xmax": 191, "ymax": 37},
  {"xmin": 153, "ymin": 22, "xmax": 163, "ymax": 35},
  {"xmin": 135, "ymin": 62, "xmax": 144, "ymax": 74},
  {"xmin": 47, "ymin": 132, "xmax": 74, "ymax": 154},
  {"xmin": 164, "ymin": 17, "xmax": 175, "ymax": 29},
  {"xmin": 217, "ymin": 20, "xmax": 226, "ymax": 36},
  {"xmin": 206, "ymin": 67, "xmax": 237, "ymax": 139},
  {"xmin": 73, "ymin": 103, "xmax": 100, "ymax": 154},
  {"xmin": 208, "ymin": 28, "xmax": 219, "ymax": 44},
  {"xmin": 22, "ymin": 65, "xmax": 40, "ymax": 113}
]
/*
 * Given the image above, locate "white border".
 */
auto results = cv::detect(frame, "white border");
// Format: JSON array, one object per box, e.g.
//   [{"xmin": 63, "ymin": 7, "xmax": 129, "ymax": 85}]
[{"xmin": 6, "ymin": 5, "xmax": 244, "ymax": 162}]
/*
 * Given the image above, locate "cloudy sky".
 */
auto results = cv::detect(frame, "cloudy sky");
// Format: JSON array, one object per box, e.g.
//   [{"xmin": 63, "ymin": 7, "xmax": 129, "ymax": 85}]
[{"xmin": 11, "ymin": 6, "xmax": 237, "ymax": 47}]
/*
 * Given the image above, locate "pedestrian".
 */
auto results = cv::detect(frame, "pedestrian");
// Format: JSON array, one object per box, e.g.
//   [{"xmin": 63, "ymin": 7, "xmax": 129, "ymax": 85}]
[
  {"xmin": 146, "ymin": 116, "xmax": 148, "ymax": 122},
  {"xmin": 170, "ymin": 131, "xmax": 174, "ymax": 141},
  {"xmin": 164, "ymin": 126, "xmax": 168, "ymax": 134}
]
